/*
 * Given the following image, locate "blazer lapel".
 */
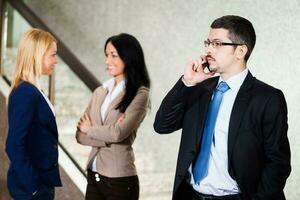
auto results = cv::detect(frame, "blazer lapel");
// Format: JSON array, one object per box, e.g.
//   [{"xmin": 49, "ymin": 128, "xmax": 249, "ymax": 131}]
[
  {"xmin": 92, "ymin": 88, "xmax": 108, "ymax": 125},
  {"xmin": 228, "ymin": 72, "xmax": 255, "ymax": 161},
  {"xmin": 103, "ymin": 90, "xmax": 125, "ymax": 124},
  {"xmin": 38, "ymin": 93, "xmax": 58, "ymax": 135}
]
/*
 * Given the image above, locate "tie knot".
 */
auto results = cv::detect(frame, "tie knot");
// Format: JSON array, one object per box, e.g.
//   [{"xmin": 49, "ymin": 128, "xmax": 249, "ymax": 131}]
[{"xmin": 216, "ymin": 81, "xmax": 229, "ymax": 93}]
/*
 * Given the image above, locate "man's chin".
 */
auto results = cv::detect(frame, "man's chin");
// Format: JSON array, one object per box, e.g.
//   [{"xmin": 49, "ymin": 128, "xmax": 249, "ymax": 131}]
[{"xmin": 208, "ymin": 66, "xmax": 218, "ymax": 73}]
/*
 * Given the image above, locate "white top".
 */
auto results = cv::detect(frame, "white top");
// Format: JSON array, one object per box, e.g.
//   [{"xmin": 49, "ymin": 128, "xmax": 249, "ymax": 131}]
[
  {"xmin": 187, "ymin": 68, "xmax": 248, "ymax": 196},
  {"xmin": 100, "ymin": 78, "xmax": 126, "ymax": 121},
  {"xmin": 35, "ymin": 80, "xmax": 55, "ymax": 116},
  {"xmin": 91, "ymin": 78, "xmax": 126, "ymax": 172}
]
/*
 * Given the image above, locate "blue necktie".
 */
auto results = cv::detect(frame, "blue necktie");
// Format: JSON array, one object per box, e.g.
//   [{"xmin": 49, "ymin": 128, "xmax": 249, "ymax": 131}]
[{"xmin": 193, "ymin": 81, "xmax": 230, "ymax": 183}]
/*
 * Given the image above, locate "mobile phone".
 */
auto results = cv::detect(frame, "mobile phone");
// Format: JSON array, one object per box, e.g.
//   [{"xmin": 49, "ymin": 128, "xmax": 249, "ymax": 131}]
[{"xmin": 202, "ymin": 62, "xmax": 211, "ymax": 72}]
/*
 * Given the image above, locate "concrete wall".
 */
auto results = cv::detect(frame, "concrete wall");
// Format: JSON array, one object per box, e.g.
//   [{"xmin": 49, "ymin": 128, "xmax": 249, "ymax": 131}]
[{"xmin": 26, "ymin": 1, "xmax": 300, "ymax": 199}]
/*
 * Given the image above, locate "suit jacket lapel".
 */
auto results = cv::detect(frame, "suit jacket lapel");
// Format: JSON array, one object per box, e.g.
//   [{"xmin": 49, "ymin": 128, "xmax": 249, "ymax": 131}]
[
  {"xmin": 38, "ymin": 92, "xmax": 58, "ymax": 136},
  {"xmin": 228, "ymin": 72, "xmax": 254, "ymax": 161},
  {"xmin": 103, "ymin": 90, "xmax": 125, "ymax": 124},
  {"xmin": 93, "ymin": 88, "xmax": 107, "ymax": 125}
]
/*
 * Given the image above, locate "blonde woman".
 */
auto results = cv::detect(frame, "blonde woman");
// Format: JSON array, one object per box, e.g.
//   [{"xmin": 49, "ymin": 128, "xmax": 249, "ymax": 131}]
[{"xmin": 5, "ymin": 28, "xmax": 61, "ymax": 200}]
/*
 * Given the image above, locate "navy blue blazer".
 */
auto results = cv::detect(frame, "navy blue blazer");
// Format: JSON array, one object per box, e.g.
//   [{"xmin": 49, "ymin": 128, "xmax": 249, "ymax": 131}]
[{"xmin": 6, "ymin": 81, "xmax": 62, "ymax": 194}]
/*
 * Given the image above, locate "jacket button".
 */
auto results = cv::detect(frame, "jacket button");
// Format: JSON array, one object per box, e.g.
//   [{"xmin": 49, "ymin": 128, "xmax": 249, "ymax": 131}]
[{"xmin": 95, "ymin": 173, "xmax": 100, "ymax": 182}]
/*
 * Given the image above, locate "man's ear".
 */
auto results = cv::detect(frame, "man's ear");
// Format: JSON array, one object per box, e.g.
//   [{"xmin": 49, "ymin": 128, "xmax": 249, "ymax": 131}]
[{"xmin": 236, "ymin": 45, "xmax": 248, "ymax": 60}]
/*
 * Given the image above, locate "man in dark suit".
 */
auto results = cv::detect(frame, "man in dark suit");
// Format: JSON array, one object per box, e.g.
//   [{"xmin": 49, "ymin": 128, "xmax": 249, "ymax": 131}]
[{"xmin": 154, "ymin": 15, "xmax": 291, "ymax": 200}]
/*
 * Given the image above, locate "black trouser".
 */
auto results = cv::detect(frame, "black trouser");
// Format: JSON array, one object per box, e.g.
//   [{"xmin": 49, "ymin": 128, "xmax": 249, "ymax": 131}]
[{"xmin": 86, "ymin": 170, "xmax": 139, "ymax": 200}]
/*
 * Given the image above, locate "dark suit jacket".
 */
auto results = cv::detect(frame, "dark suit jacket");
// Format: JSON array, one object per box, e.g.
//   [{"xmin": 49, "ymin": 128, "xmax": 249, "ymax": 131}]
[
  {"xmin": 5, "ymin": 81, "xmax": 62, "ymax": 194},
  {"xmin": 154, "ymin": 72, "xmax": 291, "ymax": 200}
]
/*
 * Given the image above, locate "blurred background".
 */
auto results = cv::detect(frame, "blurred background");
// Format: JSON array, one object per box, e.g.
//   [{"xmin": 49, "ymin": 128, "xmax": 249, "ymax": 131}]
[{"xmin": 1, "ymin": 0, "xmax": 299, "ymax": 199}]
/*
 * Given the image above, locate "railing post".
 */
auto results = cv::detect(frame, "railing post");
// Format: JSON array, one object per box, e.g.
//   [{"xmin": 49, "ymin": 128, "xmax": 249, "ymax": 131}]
[
  {"xmin": 49, "ymin": 70, "xmax": 55, "ymax": 104},
  {"xmin": 0, "ymin": 0, "xmax": 5, "ymax": 75}
]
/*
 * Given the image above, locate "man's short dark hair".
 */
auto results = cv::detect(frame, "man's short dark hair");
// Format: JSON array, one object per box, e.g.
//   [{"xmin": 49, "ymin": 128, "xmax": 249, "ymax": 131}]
[{"xmin": 211, "ymin": 15, "xmax": 256, "ymax": 62}]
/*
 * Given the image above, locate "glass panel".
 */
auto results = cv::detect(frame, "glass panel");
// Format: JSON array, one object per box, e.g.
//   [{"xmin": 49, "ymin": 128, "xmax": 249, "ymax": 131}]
[
  {"xmin": 55, "ymin": 58, "xmax": 92, "ymax": 169},
  {"xmin": 1, "ymin": 3, "xmax": 31, "ymax": 81}
]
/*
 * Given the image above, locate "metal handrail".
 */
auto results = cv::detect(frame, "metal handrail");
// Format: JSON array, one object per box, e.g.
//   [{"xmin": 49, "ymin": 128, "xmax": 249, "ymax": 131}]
[
  {"xmin": 1, "ymin": 0, "xmax": 104, "ymax": 178},
  {"xmin": 1, "ymin": 74, "xmax": 11, "ymax": 86}
]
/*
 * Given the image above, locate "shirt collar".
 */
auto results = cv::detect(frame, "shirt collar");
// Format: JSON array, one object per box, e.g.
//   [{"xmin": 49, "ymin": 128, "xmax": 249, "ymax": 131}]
[
  {"xmin": 218, "ymin": 68, "xmax": 248, "ymax": 93},
  {"xmin": 102, "ymin": 78, "xmax": 126, "ymax": 93}
]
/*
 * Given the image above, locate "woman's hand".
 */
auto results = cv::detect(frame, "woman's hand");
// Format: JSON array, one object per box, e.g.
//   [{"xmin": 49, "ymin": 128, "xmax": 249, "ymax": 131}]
[
  {"xmin": 77, "ymin": 113, "xmax": 92, "ymax": 133},
  {"xmin": 118, "ymin": 113, "xmax": 126, "ymax": 123}
]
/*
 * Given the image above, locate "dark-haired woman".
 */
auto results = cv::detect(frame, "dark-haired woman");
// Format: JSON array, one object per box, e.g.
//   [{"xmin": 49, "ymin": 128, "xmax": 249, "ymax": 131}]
[{"xmin": 76, "ymin": 33, "xmax": 150, "ymax": 200}]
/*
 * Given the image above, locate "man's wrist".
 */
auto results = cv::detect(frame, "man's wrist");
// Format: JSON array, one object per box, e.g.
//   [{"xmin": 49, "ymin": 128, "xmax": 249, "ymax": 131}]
[{"xmin": 182, "ymin": 76, "xmax": 196, "ymax": 87}]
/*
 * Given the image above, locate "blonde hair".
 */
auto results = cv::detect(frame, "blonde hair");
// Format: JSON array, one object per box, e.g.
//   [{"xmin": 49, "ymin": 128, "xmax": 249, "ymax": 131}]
[{"xmin": 11, "ymin": 28, "xmax": 57, "ymax": 89}]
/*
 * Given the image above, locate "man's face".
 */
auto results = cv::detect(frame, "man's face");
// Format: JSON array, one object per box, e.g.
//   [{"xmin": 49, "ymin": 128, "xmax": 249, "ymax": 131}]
[{"xmin": 205, "ymin": 28, "xmax": 238, "ymax": 75}]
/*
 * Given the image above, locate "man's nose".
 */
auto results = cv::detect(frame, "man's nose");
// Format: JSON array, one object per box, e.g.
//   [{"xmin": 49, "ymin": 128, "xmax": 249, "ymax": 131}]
[{"xmin": 205, "ymin": 45, "xmax": 213, "ymax": 54}]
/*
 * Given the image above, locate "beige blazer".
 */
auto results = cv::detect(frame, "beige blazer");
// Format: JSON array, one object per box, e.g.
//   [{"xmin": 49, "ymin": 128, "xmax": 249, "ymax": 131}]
[{"xmin": 76, "ymin": 86, "xmax": 149, "ymax": 177}]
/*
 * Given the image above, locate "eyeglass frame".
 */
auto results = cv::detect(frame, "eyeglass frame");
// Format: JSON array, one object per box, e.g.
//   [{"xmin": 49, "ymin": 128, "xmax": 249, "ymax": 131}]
[{"xmin": 204, "ymin": 39, "xmax": 244, "ymax": 48}]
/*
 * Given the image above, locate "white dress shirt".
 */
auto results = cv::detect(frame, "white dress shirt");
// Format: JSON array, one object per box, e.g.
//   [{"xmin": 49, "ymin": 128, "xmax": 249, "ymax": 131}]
[
  {"xmin": 187, "ymin": 68, "xmax": 248, "ymax": 196},
  {"xmin": 35, "ymin": 79, "xmax": 55, "ymax": 116},
  {"xmin": 91, "ymin": 78, "xmax": 126, "ymax": 172}
]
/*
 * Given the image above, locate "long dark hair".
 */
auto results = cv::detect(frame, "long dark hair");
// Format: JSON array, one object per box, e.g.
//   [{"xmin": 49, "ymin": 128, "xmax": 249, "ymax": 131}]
[{"xmin": 104, "ymin": 33, "xmax": 150, "ymax": 113}]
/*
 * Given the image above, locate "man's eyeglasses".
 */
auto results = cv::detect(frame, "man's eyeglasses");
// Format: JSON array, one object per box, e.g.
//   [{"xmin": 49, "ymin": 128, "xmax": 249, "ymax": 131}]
[{"xmin": 204, "ymin": 40, "xmax": 244, "ymax": 48}]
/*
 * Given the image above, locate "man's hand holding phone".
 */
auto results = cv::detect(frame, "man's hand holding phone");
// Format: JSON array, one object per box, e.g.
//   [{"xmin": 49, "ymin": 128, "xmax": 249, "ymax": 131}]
[{"xmin": 183, "ymin": 55, "xmax": 215, "ymax": 86}]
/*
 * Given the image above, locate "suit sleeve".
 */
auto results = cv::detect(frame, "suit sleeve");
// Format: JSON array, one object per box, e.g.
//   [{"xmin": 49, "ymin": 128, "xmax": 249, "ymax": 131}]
[
  {"xmin": 153, "ymin": 77, "xmax": 195, "ymax": 134},
  {"xmin": 5, "ymin": 86, "xmax": 39, "ymax": 194},
  {"xmin": 75, "ymin": 89, "xmax": 107, "ymax": 147},
  {"xmin": 76, "ymin": 130, "xmax": 107, "ymax": 147},
  {"xmin": 253, "ymin": 90, "xmax": 291, "ymax": 200},
  {"xmin": 86, "ymin": 88, "xmax": 149, "ymax": 143}
]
